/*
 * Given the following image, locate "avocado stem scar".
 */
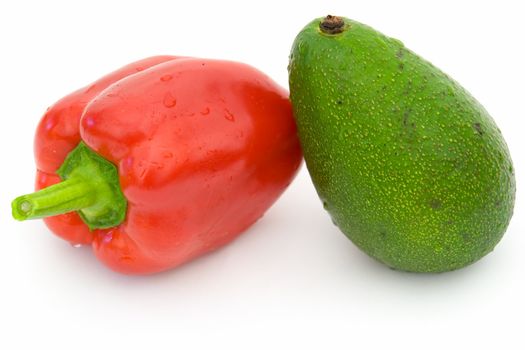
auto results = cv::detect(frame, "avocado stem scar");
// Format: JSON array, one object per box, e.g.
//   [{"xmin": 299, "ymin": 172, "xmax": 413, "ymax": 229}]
[{"xmin": 320, "ymin": 15, "xmax": 346, "ymax": 34}]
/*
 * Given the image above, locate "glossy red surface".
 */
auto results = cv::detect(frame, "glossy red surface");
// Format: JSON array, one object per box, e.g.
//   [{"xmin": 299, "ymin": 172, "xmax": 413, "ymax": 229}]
[{"xmin": 34, "ymin": 57, "xmax": 302, "ymax": 274}]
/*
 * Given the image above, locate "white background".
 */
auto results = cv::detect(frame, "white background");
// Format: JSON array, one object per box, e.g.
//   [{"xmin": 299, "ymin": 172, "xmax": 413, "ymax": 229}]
[{"xmin": 0, "ymin": 1, "xmax": 523, "ymax": 349}]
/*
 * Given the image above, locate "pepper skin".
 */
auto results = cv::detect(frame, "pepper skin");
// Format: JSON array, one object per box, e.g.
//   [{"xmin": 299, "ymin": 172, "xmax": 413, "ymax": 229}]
[{"xmin": 13, "ymin": 57, "xmax": 302, "ymax": 274}]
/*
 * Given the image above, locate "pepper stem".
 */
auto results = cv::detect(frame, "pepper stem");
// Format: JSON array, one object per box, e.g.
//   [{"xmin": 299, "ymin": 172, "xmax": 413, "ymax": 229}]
[
  {"xmin": 12, "ymin": 177, "xmax": 97, "ymax": 221},
  {"xmin": 11, "ymin": 142, "xmax": 127, "ymax": 230}
]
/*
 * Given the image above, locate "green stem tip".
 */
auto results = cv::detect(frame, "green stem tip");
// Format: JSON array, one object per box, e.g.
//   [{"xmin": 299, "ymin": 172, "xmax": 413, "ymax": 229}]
[{"xmin": 12, "ymin": 142, "xmax": 127, "ymax": 230}]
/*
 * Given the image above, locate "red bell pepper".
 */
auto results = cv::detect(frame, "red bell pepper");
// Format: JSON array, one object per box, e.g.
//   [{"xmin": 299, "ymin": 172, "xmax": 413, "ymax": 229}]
[{"xmin": 12, "ymin": 56, "xmax": 302, "ymax": 274}]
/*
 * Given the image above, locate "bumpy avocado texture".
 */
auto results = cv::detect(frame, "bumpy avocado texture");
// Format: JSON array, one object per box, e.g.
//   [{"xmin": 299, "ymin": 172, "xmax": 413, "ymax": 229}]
[{"xmin": 288, "ymin": 16, "xmax": 515, "ymax": 272}]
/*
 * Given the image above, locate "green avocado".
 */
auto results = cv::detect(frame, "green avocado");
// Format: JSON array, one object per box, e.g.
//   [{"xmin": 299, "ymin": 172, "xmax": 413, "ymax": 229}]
[{"xmin": 288, "ymin": 15, "xmax": 515, "ymax": 272}]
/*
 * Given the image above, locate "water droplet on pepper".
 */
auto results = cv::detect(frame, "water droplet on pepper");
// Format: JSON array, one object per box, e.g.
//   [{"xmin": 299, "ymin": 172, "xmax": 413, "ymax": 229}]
[
  {"xmin": 224, "ymin": 109, "xmax": 235, "ymax": 122},
  {"xmin": 163, "ymin": 92, "xmax": 177, "ymax": 108}
]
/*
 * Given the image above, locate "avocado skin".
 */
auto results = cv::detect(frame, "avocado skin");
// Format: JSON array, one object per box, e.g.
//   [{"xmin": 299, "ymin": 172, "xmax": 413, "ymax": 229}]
[{"xmin": 288, "ymin": 17, "xmax": 515, "ymax": 272}]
